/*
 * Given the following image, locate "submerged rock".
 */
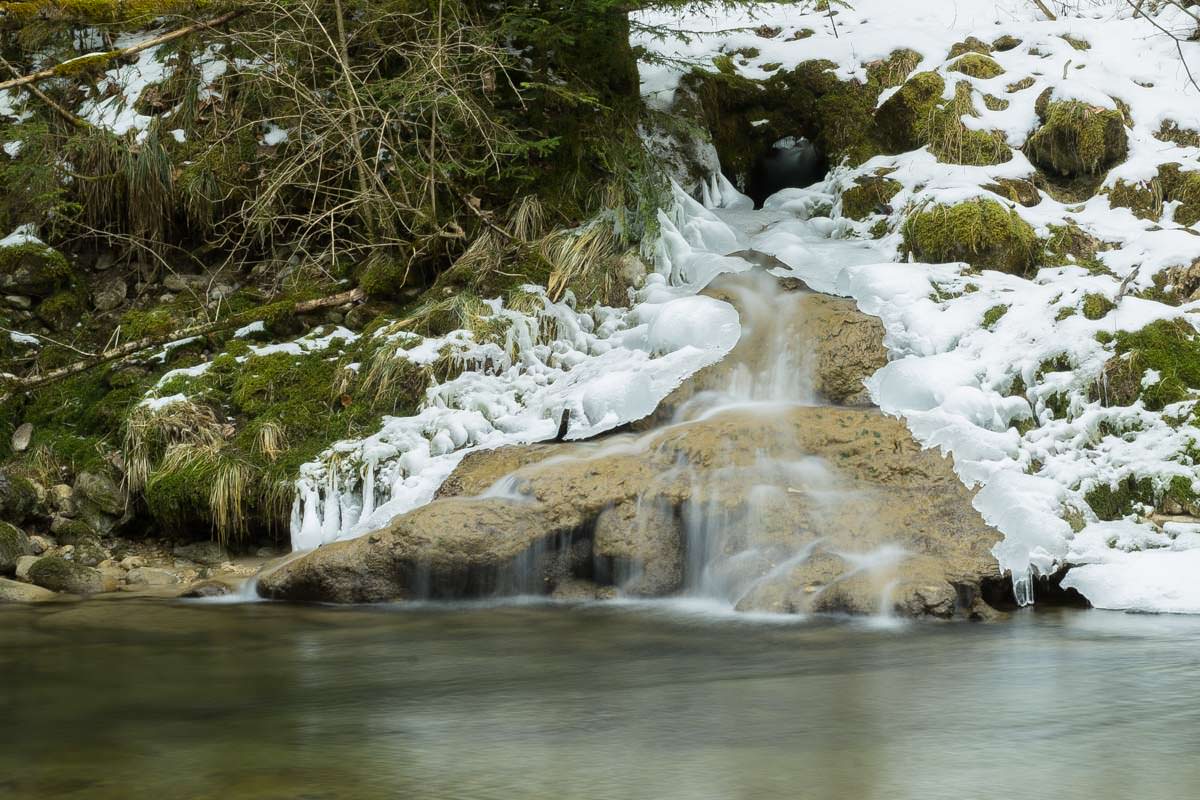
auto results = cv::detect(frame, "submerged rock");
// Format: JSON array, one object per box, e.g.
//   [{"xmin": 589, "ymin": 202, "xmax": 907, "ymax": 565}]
[{"xmin": 261, "ymin": 406, "xmax": 1004, "ymax": 619}]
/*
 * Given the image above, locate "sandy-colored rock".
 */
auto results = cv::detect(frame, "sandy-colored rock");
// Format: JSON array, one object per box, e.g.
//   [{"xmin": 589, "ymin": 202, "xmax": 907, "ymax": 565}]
[
  {"xmin": 126, "ymin": 567, "xmax": 180, "ymax": 587},
  {"xmin": 262, "ymin": 405, "xmax": 1003, "ymax": 618},
  {"xmin": 14, "ymin": 555, "xmax": 38, "ymax": 582},
  {"xmin": 794, "ymin": 293, "xmax": 887, "ymax": 405},
  {"xmin": 0, "ymin": 577, "xmax": 58, "ymax": 603}
]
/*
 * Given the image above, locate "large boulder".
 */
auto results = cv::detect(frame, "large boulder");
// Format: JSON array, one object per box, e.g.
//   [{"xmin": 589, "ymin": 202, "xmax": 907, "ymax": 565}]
[
  {"xmin": 0, "ymin": 472, "xmax": 37, "ymax": 524},
  {"xmin": 0, "ymin": 522, "xmax": 32, "ymax": 574},
  {"xmin": 0, "ymin": 239, "xmax": 71, "ymax": 297},
  {"xmin": 27, "ymin": 556, "xmax": 104, "ymax": 595},
  {"xmin": 261, "ymin": 406, "xmax": 1004, "ymax": 619},
  {"xmin": 0, "ymin": 577, "xmax": 58, "ymax": 603},
  {"xmin": 1024, "ymin": 98, "xmax": 1127, "ymax": 179},
  {"xmin": 795, "ymin": 294, "xmax": 887, "ymax": 405}
]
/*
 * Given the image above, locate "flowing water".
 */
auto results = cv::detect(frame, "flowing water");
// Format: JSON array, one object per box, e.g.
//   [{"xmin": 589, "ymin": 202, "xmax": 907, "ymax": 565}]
[{"xmin": 2, "ymin": 598, "xmax": 1199, "ymax": 799}]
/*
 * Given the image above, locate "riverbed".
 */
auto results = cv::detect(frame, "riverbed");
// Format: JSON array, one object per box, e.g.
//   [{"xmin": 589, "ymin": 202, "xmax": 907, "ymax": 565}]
[{"xmin": 1, "ymin": 599, "xmax": 1196, "ymax": 799}]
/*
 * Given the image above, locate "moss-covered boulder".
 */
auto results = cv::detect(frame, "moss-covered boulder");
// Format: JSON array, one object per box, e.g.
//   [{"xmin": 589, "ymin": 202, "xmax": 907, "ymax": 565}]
[
  {"xmin": 1024, "ymin": 99, "xmax": 1128, "ymax": 178},
  {"xmin": 949, "ymin": 54, "xmax": 1004, "ymax": 79},
  {"xmin": 74, "ymin": 471, "xmax": 124, "ymax": 517},
  {"xmin": 840, "ymin": 176, "xmax": 902, "ymax": 220},
  {"xmin": 902, "ymin": 199, "xmax": 1043, "ymax": 274},
  {"xmin": 0, "ymin": 473, "xmax": 37, "ymax": 523},
  {"xmin": 0, "ymin": 522, "xmax": 32, "ymax": 574},
  {"xmin": 1098, "ymin": 318, "xmax": 1200, "ymax": 410},
  {"xmin": 27, "ymin": 555, "xmax": 104, "ymax": 595},
  {"xmin": 50, "ymin": 516, "xmax": 96, "ymax": 546},
  {"xmin": 948, "ymin": 37, "xmax": 994, "ymax": 58},
  {"xmin": 876, "ymin": 71, "xmax": 946, "ymax": 153},
  {"xmin": 0, "ymin": 240, "xmax": 71, "ymax": 297}
]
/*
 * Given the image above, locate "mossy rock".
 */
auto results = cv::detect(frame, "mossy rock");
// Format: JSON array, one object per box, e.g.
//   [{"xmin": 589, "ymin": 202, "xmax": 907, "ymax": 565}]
[
  {"xmin": 52, "ymin": 517, "xmax": 97, "ymax": 546},
  {"xmin": 73, "ymin": 536, "xmax": 108, "ymax": 568},
  {"xmin": 36, "ymin": 290, "xmax": 86, "ymax": 332},
  {"xmin": 1109, "ymin": 177, "xmax": 1162, "ymax": 220},
  {"xmin": 949, "ymin": 54, "xmax": 1004, "ymax": 79},
  {"xmin": 902, "ymin": 199, "xmax": 1043, "ymax": 274},
  {"xmin": 27, "ymin": 555, "xmax": 103, "ymax": 595},
  {"xmin": 840, "ymin": 176, "xmax": 902, "ymax": 220},
  {"xmin": 0, "ymin": 472, "xmax": 37, "ymax": 523},
  {"xmin": 1156, "ymin": 121, "xmax": 1200, "ymax": 148},
  {"xmin": 358, "ymin": 254, "xmax": 413, "ymax": 301},
  {"xmin": 0, "ymin": 521, "xmax": 31, "ymax": 574},
  {"xmin": 1044, "ymin": 223, "xmax": 1105, "ymax": 272},
  {"xmin": 876, "ymin": 71, "xmax": 946, "ymax": 153},
  {"xmin": 1081, "ymin": 292, "xmax": 1115, "ymax": 320},
  {"xmin": 0, "ymin": 241, "xmax": 71, "ymax": 297},
  {"xmin": 982, "ymin": 304, "xmax": 1008, "ymax": 329},
  {"xmin": 992, "ymin": 35, "xmax": 1023, "ymax": 52},
  {"xmin": 948, "ymin": 37, "xmax": 993, "ymax": 58},
  {"xmin": 1097, "ymin": 318, "xmax": 1200, "ymax": 410},
  {"xmin": 1006, "ymin": 77, "xmax": 1035, "ymax": 93},
  {"xmin": 983, "ymin": 178, "xmax": 1041, "ymax": 207},
  {"xmin": 1024, "ymin": 99, "xmax": 1128, "ymax": 178},
  {"xmin": 1163, "ymin": 167, "xmax": 1200, "ymax": 227}
]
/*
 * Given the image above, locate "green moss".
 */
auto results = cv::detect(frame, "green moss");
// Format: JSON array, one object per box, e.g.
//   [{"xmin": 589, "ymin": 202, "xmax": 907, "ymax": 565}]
[
  {"xmin": 982, "ymin": 94, "xmax": 1009, "ymax": 111},
  {"xmin": 1055, "ymin": 306, "xmax": 1075, "ymax": 321},
  {"xmin": 1156, "ymin": 121, "xmax": 1200, "ymax": 148},
  {"xmin": 1108, "ymin": 177, "xmax": 1162, "ymax": 220},
  {"xmin": 1085, "ymin": 476, "xmax": 1155, "ymax": 521},
  {"xmin": 119, "ymin": 307, "xmax": 178, "ymax": 340},
  {"xmin": 949, "ymin": 54, "xmax": 1004, "ymax": 79},
  {"xmin": 864, "ymin": 48, "xmax": 923, "ymax": 89},
  {"xmin": 52, "ymin": 50, "xmax": 117, "ymax": 78},
  {"xmin": 0, "ymin": 521, "xmax": 30, "ymax": 571},
  {"xmin": 947, "ymin": 37, "xmax": 993, "ymax": 58},
  {"xmin": 358, "ymin": 255, "xmax": 412, "ymax": 300},
  {"xmin": 1043, "ymin": 222, "xmax": 1108, "ymax": 273},
  {"xmin": 840, "ymin": 176, "xmax": 901, "ymax": 220},
  {"xmin": 1060, "ymin": 35, "xmax": 1091, "ymax": 51},
  {"xmin": 1024, "ymin": 99, "xmax": 1128, "ymax": 178},
  {"xmin": 1165, "ymin": 168, "xmax": 1200, "ymax": 226},
  {"xmin": 1081, "ymin": 292, "xmax": 1115, "ymax": 320},
  {"xmin": 876, "ymin": 70, "xmax": 945, "ymax": 153},
  {"xmin": 36, "ymin": 291, "xmax": 85, "ymax": 331},
  {"xmin": 53, "ymin": 518, "xmax": 96, "ymax": 546},
  {"xmin": 1099, "ymin": 318, "xmax": 1200, "ymax": 410},
  {"xmin": 982, "ymin": 304, "xmax": 1009, "ymax": 329},
  {"xmin": 992, "ymin": 35, "xmax": 1022, "ymax": 52},
  {"xmin": 0, "ymin": 242, "xmax": 72, "ymax": 296},
  {"xmin": 1005, "ymin": 77, "xmax": 1035, "ymax": 93},
  {"xmin": 27, "ymin": 555, "xmax": 101, "ymax": 594},
  {"xmin": 902, "ymin": 199, "xmax": 1043, "ymax": 274}
]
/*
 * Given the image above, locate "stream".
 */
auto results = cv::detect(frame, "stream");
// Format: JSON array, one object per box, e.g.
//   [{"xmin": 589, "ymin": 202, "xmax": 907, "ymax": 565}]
[{"xmin": 3, "ymin": 598, "xmax": 1199, "ymax": 799}]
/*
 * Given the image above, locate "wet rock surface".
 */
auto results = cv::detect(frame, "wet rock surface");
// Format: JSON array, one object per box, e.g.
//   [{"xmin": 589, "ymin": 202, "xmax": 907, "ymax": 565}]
[{"xmin": 260, "ymin": 405, "xmax": 1004, "ymax": 619}]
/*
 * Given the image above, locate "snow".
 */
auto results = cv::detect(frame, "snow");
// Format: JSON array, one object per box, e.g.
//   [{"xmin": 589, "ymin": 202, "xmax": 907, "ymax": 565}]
[
  {"xmin": 1, "ymin": 225, "xmax": 42, "ymax": 248},
  {"xmin": 8, "ymin": 331, "xmax": 40, "ymax": 347}
]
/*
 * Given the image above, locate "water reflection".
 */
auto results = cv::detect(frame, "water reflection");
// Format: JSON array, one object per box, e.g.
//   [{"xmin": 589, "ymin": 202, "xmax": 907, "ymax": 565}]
[{"xmin": 2, "ymin": 600, "xmax": 1200, "ymax": 799}]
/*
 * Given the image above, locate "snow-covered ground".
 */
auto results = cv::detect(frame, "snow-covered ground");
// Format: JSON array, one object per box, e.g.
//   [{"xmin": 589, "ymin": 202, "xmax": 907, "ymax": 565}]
[{"xmin": 635, "ymin": 0, "xmax": 1200, "ymax": 612}]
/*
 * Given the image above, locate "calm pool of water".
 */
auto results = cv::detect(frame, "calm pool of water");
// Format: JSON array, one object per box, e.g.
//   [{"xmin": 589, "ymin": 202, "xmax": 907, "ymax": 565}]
[{"xmin": 1, "ymin": 598, "xmax": 1197, "ymax": 799}]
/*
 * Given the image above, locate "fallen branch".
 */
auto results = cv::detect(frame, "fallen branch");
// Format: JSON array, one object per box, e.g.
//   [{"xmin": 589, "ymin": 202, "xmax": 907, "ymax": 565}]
[
  {"xmin": 0, "ymin": 55, "xmax": 88, "ymax": 127},
  {"xmin": 1031, "ymin": 0, "xmax": 1057, "ymax": 21},
  {"xmin": 0, "ymin": 9, "xmax": 246, "ymax": 93},
  {"xmin": 1, "ymin": 287, "xmax": 364, "ymax": 402}
]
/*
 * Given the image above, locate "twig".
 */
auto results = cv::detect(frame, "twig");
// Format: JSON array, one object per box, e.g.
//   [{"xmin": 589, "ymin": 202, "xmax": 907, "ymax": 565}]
[
  {"xmin": 1031, "ymin": 0, "xmax": 1057, "ymax": 20},
  {"xmin": 0, "ymin": 55, "xmax": 88, "ymax": 127},
  {"xmin": 0, "ymin": 10, "xmax": 246, "ymax": 93},
  {"xmin": 1, "ymin": 288, "xmax": 365, "ymax": 402}
]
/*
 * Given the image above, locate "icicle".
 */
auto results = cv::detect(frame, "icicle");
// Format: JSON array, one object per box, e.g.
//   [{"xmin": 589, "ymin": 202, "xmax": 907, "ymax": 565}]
[
  {"xmin": 359, "ymin": 460, "xmax": 376, "ymax": 525},
  {"xmin": 1012, "ymin": 568, "xmax": 1035, "ymax": 607}
]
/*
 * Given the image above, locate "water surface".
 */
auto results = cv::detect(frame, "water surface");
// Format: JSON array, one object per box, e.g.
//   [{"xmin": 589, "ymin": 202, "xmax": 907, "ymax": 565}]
[{"xmin": 1, "ymin": 599, "xmax": 1196, "ymax": 799}]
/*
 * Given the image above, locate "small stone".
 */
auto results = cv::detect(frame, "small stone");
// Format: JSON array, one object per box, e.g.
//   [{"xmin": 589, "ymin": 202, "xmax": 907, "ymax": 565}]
[
  {"xmin": 126, "ymin": 567, "xmax": 180, "ymax": 587},
  {"xmin": 93, "ymin": 250, "xmax": 115, "ymax": 272},
  {"xmin": 3, "ymin": 295, "xmax": 32, "ymax": 310},
  {"xmin": 28, "ymin": 535, "xmax": 50, "ymax": 555},
  {"xmin": 10, "ymin": 423, "xmax": 32, "ymax": 453},
  {"xmin": 0, "ymin": 577, "xmax": 58, "ymax": 603},
  {"xmin": 119, "ymin": 556, "xmax": 145, "ymax": 571},
  {"xmin": 92, "ymin": 276, "xmax": 127, "ymax": 312},
  {"xmin": 173, "ymin": 541, "xmax": 230, "ymax": 566},
  {"xmin": 73, "ymin": 537, "xmax": 108, "ymax": 567},
  {"xmin": 163, "ymin": 273, "xmax": 207, "ymax": 293},
  {"xmin": 14, "ymin": 555, "xmax": 38, "ymax": 581}
]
